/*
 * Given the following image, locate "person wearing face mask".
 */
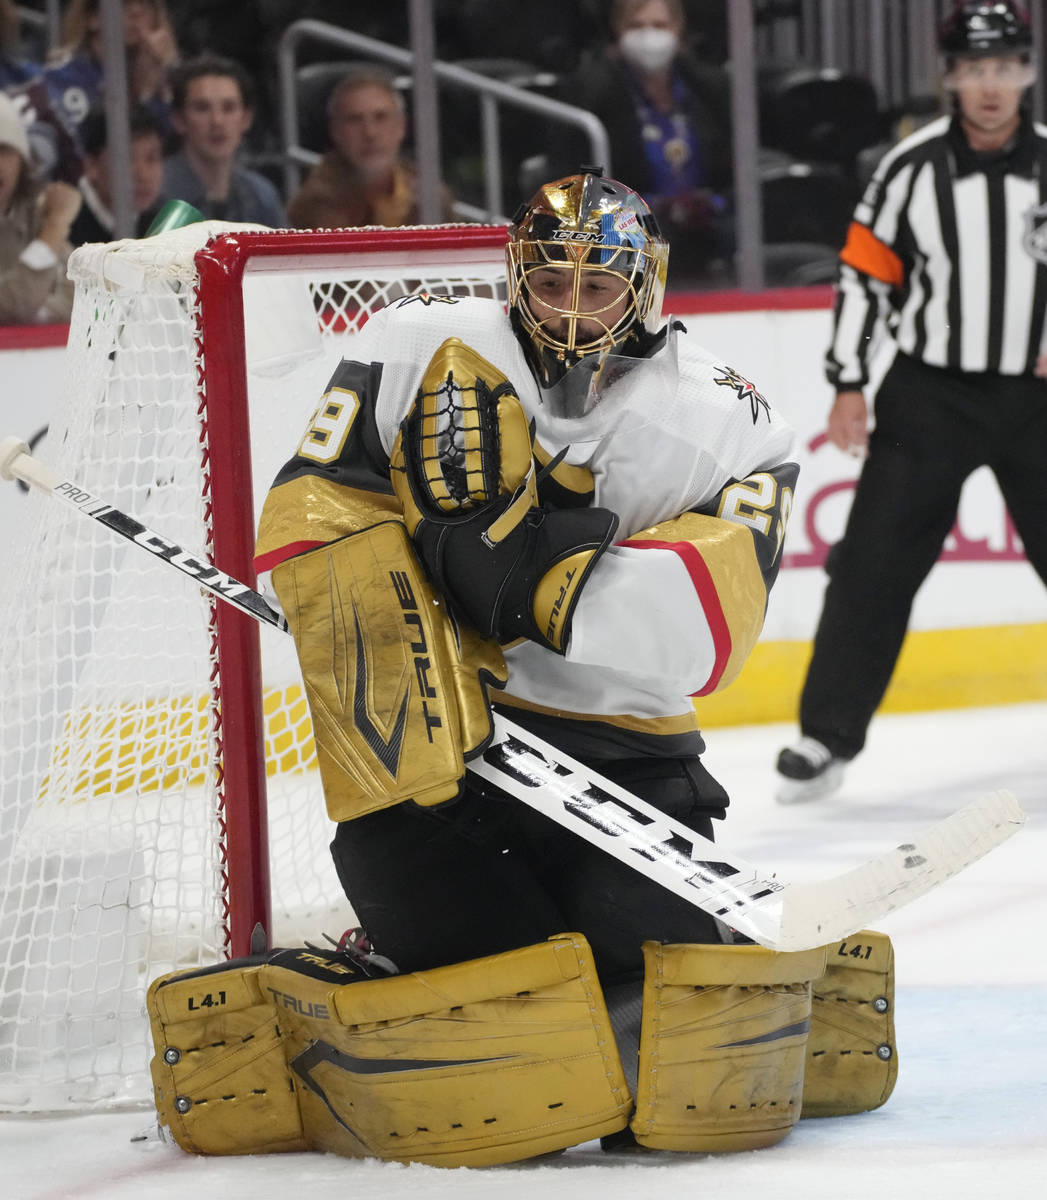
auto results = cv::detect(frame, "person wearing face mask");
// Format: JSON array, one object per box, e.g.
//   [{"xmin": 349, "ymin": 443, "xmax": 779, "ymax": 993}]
[{"xmin": 551, "ymin": 0, "xmax": 732, "ymax": 286}]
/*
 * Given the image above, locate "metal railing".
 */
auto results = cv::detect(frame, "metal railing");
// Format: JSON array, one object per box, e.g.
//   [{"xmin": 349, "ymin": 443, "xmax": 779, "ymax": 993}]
[
  {"xmin": 14, "ymin": 2, "xmax": 60, "ymax": 46},
  {"xmin": 276, "ymin": 19, "xmax": 612, "ymax": 223}
]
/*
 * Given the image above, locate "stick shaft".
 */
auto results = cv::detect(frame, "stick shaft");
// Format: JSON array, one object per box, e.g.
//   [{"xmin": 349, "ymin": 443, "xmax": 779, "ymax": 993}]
[
  {"xmin": 2, "ymin": 437, "xmax": 287, "ymax": 632},
  {"xmin": 2, "ymin": 436, "xmax": 1024, "ymax": 951},
  {"xmin": 3, "ymin": 436, "xmax": 781, "ymax": 938}
]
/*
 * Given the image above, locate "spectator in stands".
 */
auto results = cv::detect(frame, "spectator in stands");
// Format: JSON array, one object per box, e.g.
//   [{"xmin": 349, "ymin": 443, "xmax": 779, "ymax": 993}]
[
  {"xmin": 289, "ymin": 64, "xmax": 456, "ymax": 230},
  {"xmin": 169, "ymin": 0, "xmax": 282, "ymax": 156},
  {"xmin": 44, "ymin": 0, "xmax": 178, "ymax": 141},
  {"xmin": 0, "ymin": 91, "xmax": 78, "ymax": 323},
  {"xmin": 2, "ymin": 0, "xmax": 83, "ymax": 184},
  {"xmin": 164, "ymin": 55, "xmax": 286, "ymax": 227},
  {"xmin": 0, "ymin": 0, "xmax": 37, "ymax": 89},
  {"xmin": 553, "ymin": 0, "xmax": 733, "ymax": 285},
  {"xmin": 68, "ymin": 104, "xmax": 164, "ymax": 245}
]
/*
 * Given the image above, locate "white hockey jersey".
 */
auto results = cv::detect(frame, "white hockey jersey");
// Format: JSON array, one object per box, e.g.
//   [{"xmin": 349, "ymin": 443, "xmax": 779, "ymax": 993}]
[{"xmin": 257, "ymin": 295, "xmax": 797, "ymax": 754}]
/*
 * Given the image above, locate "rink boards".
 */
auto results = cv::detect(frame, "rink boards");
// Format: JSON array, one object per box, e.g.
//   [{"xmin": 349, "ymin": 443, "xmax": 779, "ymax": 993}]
[{"xmin": 2, "ymin": 295, "xmax": 1043, "ymax": 734}]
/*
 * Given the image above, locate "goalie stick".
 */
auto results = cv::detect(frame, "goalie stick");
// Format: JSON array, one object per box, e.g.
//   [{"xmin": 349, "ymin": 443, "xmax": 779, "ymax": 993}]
[{"xmin": 0, "ymin": 435, "xmax": 1025, "ymax": 952}]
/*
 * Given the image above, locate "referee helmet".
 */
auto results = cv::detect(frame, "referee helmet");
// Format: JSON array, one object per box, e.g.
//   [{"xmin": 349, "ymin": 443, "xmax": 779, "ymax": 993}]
[{"xmin": 939, "ymin": 2, "xmax": 1033, "ymax": 61}]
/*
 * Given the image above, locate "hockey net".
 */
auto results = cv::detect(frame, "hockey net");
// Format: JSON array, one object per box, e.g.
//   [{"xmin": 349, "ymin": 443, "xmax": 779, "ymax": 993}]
[{"xmin": 0, "ymin": 222, "xmax": 509, "ymax": 1112}]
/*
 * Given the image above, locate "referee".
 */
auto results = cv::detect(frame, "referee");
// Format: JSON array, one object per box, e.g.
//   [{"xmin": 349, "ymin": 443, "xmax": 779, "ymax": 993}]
[{"xmin": 777, "ymin": 0, "xmax": 1047, "ymax": 802}]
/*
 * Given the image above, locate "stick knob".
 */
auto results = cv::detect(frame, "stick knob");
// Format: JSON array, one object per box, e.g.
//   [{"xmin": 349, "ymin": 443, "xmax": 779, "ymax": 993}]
[{"xmin": 0, "ymin": 436, "xmax": 31, "ymax": 482}]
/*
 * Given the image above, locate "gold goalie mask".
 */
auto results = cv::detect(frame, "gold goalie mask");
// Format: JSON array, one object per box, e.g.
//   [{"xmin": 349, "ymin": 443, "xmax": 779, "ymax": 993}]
[{"xmin": 506, "ymin": 170, "xmax": 670, "ymax": 388}]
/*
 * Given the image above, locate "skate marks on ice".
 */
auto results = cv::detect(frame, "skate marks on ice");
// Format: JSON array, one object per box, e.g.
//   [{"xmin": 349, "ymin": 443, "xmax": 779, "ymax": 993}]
[
  {"xmin": 6, "ymin": 980, "xmax": 1047, "ymax": 1200},
  {"xmin": 4, "ymin": 704, "xmax": 1046, "ymax": 1198}
]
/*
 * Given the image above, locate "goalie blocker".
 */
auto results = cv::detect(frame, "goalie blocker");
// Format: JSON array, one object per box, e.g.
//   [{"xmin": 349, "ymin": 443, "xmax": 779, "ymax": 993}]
[
  {"xmin": 274, "ymin": 519, "xmax": 506, "ymax": 818},
  {"xmin": 147, "ymin": 930, "xmax": 897, "ymax": 1166}
]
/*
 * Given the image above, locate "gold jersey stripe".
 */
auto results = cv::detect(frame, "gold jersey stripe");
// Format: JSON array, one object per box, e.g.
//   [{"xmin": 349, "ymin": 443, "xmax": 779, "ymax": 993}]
[
  {"xmin": 626, "ymin": 512, "xmax": 768, "ymax": 695},
  {"xmin": 256, "ymin": 474, "xmax": 402, "ymax": 562}
]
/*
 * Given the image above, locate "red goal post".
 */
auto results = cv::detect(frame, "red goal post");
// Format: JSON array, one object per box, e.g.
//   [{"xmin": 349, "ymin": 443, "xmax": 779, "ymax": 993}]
[
  {"xmin": 0, "ymin": 222, "xmax": 509, "ymax": 1112},
  {"xmin": 195, "ymin": 225, "xmax": 510, "ymax": 960}
]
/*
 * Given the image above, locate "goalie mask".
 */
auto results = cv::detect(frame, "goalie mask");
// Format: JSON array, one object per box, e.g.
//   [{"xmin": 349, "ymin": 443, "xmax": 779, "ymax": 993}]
[{"xmin": 506, "ymin": 171, "xmax": 669, "ymax": 389}]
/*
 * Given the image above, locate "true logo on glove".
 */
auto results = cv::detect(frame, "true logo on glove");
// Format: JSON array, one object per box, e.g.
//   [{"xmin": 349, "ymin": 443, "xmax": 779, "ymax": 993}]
[
  {"xmin": 544, "ymin": 565, "xmax": 579, "ymax": 647},
  {"xmin": 390, "ymin": 569, "xmax": 444, "ymax": 745}
]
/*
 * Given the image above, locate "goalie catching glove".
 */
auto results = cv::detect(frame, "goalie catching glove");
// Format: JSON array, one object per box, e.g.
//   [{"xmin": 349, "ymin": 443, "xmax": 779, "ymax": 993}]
[{"xmin": 391, "ymin": 338, "xmax": 618, "ymax": 653}]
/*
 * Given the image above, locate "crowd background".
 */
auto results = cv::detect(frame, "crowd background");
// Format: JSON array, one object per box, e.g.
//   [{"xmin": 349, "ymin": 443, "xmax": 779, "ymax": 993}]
[{"xmin": 0, "ymin": 0, "xmax": 1044, "ymax": 322}]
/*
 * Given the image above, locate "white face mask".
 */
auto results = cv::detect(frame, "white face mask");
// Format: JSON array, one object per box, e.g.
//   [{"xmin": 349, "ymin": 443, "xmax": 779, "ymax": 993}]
[{"xmin": 619, "ymin": 27, "xmax": 679, "ymax": 74}]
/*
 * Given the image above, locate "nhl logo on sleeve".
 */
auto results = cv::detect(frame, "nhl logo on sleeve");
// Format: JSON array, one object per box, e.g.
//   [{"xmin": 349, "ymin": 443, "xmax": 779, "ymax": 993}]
[{"xmin": 1023, "ymin": 202, "xmax": 1047, "ymax": 266}]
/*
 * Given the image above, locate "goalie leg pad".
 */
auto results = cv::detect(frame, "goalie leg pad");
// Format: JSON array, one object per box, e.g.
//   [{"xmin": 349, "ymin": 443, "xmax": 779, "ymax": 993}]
[
  {"xmin": 631, "ymin": 941, "xmax": 827, "ymax": 1152},
  {"xmin": 272, "ymin": 520, "xmax": 507, "ymax": 820},
  {"xmin": 147, "ymin": 959, "xmax": 309, "ymax": 1156},
  {"xmin": 801, "ymin": 930, "xmax": 898, "ymax": 1117},
  {"xmin": 149, "ymin": 935, "xmax": 632, "ymax": 1168}
]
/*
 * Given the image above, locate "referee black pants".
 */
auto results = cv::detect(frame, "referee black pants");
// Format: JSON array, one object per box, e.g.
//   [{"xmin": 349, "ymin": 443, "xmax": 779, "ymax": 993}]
[{"xmin": 800, "ymin": 352, "xmax": 1047, "ymax": 760}]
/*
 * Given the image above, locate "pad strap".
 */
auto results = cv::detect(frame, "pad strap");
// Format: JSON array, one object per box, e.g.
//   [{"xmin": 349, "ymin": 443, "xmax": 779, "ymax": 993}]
[{"xmin": 802, "ymin": 930, "xmax": 898, "ymax": 1117}]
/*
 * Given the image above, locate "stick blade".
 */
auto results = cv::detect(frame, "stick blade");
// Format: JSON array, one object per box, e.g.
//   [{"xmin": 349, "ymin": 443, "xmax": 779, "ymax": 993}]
[{"xmin": 773, "ymin": 790, "xmax": 1026, "ymax": 951}]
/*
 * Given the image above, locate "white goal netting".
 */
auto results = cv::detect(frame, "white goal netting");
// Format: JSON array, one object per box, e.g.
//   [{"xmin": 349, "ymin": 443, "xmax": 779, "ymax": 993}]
[{"xmin": 0, "ymin": 222, "xmax": 507, "ymax": 1112}]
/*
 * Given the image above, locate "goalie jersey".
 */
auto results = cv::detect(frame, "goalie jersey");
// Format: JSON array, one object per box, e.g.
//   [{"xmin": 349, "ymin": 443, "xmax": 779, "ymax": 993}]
[{"xmin": 256, "ymin": 294, "xmax": 797, "ymax": 760}]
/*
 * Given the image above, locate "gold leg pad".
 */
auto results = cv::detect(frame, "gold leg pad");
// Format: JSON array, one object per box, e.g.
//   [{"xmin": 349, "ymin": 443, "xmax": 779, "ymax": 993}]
[
  {"xmin": 148, "ymin": 962, "xmax": 310, "ymax": 1155},
  {"xmin": 149, "ymin": 934, "xmax": 631, "ymax": 1167},
  {"xmin": 631, "ymin": 941, "xmax": 827, "ymax": 1152},
  {"xmin": 802, "ymin": 930, "xmax": 898, "ymax": 1117}
]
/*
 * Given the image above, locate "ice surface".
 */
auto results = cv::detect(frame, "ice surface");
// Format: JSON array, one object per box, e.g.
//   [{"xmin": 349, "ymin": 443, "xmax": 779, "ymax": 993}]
[{"xmin": 5, "ymin": 702, "xmax": 1045, "ymax": 1199}]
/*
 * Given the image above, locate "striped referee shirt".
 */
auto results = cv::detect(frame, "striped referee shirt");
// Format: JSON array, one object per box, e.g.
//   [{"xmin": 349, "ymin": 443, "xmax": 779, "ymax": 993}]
[{"xmin": 827, "ymin": 111, "xmax": 1047, "ymax": 387}]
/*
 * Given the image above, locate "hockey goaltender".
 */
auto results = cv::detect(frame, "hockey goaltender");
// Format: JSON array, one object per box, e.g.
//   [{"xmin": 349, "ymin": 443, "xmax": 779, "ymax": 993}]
[{"xmin": 145, "ymin": 170, "xmax": 897, "ymax": 1166}]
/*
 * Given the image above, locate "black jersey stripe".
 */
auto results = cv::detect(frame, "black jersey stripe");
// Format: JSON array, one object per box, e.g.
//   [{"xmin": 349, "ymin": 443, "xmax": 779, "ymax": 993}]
[
  {"xmin": 902, "ymin": 164, "xmax": 931, "ymax": 363},
  {"xmin": 985, "ymin": 172, "xmax": 1008, "ymax": 372},
  {"xmin": 932, "ymin": 138, "xmax": 964, "ymax": 371}
]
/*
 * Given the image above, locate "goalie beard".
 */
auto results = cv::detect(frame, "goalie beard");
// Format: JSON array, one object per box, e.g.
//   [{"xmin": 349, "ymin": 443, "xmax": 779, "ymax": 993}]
[{"xmin": 272, "ymin": 519, "xmax": 507, "ymax": 822}]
